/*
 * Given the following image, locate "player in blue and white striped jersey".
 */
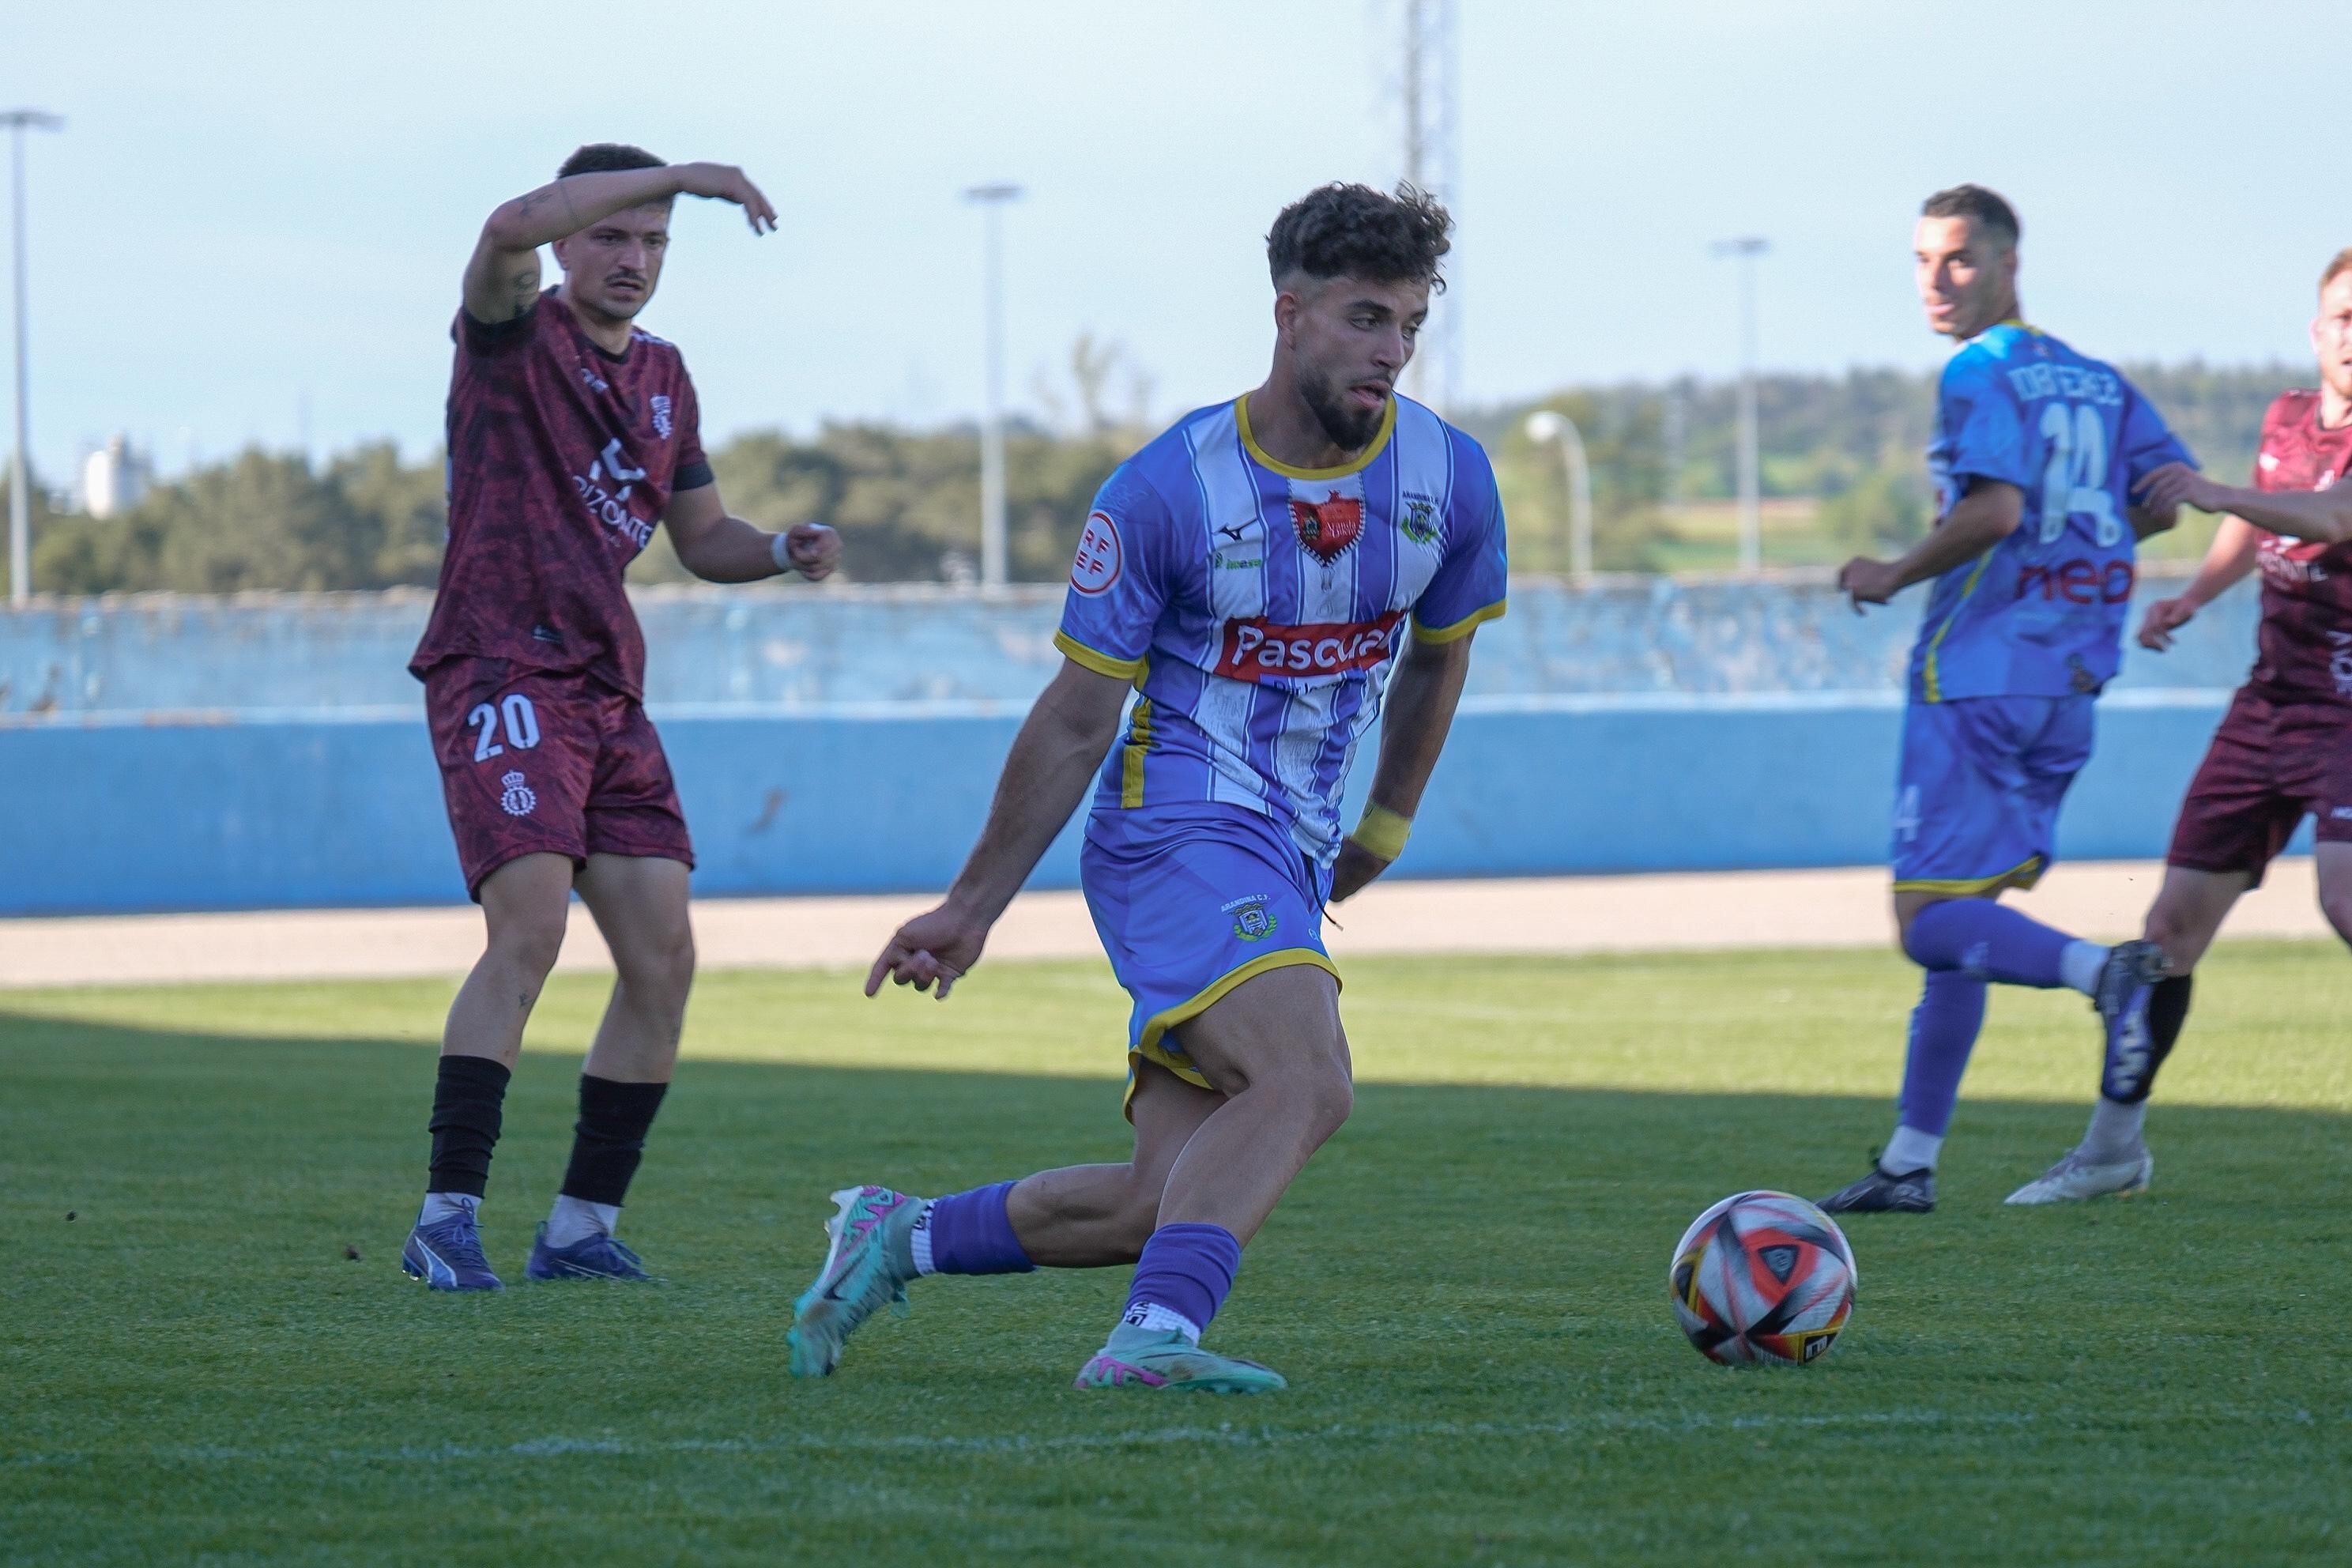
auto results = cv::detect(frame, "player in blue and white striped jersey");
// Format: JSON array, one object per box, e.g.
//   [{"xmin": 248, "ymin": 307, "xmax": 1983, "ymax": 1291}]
[{"xmin": 787, "ymin": 182, "xmax": 1506, "ymax": 1393}]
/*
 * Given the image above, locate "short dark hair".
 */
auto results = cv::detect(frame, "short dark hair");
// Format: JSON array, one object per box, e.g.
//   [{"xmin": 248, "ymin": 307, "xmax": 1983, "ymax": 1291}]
[
  {"xmin": 1920, "ymin": 183, "xmax": 2020, "ymax": 249},
  {"xmin": 557, "ymin": 142, "xmax": 666, "ymax": 179},
  {"xmin": 1267, "ymin": 182, "xmax": 1453, "ymax": 294},
  {"xmin": 2321, "ymin": 247, "xmax": 2352, "ymax": 294}
]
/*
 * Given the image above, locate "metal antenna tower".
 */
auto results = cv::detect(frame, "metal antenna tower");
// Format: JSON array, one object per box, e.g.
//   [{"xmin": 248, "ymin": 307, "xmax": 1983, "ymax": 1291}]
[{"xmin": 1397, "ymin": 0, "xmax": 1458, "ymax": 414}]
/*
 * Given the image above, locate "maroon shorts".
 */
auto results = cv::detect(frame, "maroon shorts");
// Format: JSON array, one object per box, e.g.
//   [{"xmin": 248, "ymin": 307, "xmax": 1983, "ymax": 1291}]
[
  {"xmin": 423, "ymin": 659, "xmax": 695, "ymax": 899},
  {"xmin": 2166, "ymin": 687, "xmax": 2352, "ymax": 885}
]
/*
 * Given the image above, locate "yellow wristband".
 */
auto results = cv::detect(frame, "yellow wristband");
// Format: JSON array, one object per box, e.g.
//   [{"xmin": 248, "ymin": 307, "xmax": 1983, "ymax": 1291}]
[{"xmin": 1348, "ymin": 804, "xmax": 1412, "ymax": 861}]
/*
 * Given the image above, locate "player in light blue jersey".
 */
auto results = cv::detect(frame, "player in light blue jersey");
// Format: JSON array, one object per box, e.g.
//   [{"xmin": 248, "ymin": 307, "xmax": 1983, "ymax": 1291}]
[
  {"xmin": 786, "ymin": 183, "xmax": 1506, "ymax": 1390},
  {"xmin": 1822, "ymin": 185, "xmax": 2191, "ymax": 1214}
]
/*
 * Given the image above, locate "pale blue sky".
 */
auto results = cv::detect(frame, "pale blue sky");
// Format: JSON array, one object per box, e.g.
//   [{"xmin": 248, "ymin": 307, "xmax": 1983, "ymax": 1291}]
[{"xmin": 7, "ymin": 0, "xmax": 2343, "ymax": 483}]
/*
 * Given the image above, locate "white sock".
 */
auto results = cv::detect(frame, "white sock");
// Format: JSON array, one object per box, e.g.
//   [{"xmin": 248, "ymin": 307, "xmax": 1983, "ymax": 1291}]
[
  {"xmin": 1882, "ymin": 1125, "xmax": 1943, "ymax": 1175},
  {"xmin": 908, "ymin": 1200, "xmax": 939, "ymax": 1276},
  {"xmin": 544, "ymin": 1194, "xmax": 619, "ymax": 1249},
  {"xmin": 1122, "ymin": 1301, "xmax": 1203, "ymax": 1344},
  {"xmin": 2059, "ymin": 940, "xmax": 2109, "ymax": 997},
  {"xmin": 419, "ymin": 1192, "xmax": 479, "ymax": 1227},
  {"xmin": 2080, "ymin": 1097, "xmax": 2148, "ymax": 1163}
]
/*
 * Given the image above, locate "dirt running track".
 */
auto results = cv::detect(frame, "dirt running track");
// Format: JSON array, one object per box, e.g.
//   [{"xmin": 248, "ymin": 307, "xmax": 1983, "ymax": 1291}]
[{"xmin": 0, "ymin": 861, "xmax": 2331, "ymax": 990}]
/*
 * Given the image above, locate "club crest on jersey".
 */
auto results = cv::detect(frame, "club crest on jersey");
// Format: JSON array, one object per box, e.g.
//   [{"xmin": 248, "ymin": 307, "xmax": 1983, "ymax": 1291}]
[
  {"xmin": 1290, "ymin": 490, "xmax": 1363, "ymax": 562},
  {"xmin": 1221, "ymin": 894, "xmax": 1279, "ymax": 943},
  {"xmin": 499, "ymin": 771, "xmax": 537, "ymax": 818},
  {"xmin": 1400, "ymin": 492, "xmax": 1442, "ymax": 546}
]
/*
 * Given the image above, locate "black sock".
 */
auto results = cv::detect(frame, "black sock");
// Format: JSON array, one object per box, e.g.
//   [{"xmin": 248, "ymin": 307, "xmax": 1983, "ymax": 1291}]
[
  {"xmin": 559, "ymin": 1076, "xmax": 670, "ymax": 1207},
  {"xmin": 428, "ymin": 1055, "xmax": 513, "ymax": 1197}
]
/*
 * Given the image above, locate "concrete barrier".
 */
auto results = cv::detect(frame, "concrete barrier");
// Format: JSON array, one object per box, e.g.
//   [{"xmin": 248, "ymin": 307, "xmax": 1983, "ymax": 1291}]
[{"xmin": 0, "ymin": 577, "xmax": 2277, "ymax": 914}]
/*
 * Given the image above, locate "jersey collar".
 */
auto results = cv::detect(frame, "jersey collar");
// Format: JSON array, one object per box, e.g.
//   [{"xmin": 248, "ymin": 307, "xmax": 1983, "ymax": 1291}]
[{"xmin": 1235, "ymin": 393, "xmax": 1396, "ymax": 481}]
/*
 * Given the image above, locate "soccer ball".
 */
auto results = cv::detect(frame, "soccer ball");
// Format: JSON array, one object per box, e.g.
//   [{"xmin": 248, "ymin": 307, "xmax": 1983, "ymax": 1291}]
[{"xmin": 1669, "ymin": 1190, "xmax": 1856, "ymax": 1366}]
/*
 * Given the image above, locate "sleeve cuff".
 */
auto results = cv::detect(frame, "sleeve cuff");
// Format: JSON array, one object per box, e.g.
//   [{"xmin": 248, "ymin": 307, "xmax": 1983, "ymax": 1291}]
[
  {"xmin": 673, "ymin": 458, "xmax": 714, "ymax": 491},
  {"xmin": 1054, "ymin": 629, "xmax": 1147, "ymax": 680},
  {"xmin": 1412, "ymin": 598, "xmax": 1507, "ymax": 644}
]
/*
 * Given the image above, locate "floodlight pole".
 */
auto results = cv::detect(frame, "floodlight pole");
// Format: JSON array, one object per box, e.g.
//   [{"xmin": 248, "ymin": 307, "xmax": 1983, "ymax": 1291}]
[
  {"xmin": 965, "ymin": 183, "xmax": 1023, "ymax": 594},
  {"xmin": 1713, "ymin": 236, "xmax": 1768, "ymax": 577},
  {"xmin": 6, "ymin": 110, "xmax": 62, "ymax": 610},
  {"xmin": 1523, "ymin": 409, "xmax": 1593, "ymax": 587}
]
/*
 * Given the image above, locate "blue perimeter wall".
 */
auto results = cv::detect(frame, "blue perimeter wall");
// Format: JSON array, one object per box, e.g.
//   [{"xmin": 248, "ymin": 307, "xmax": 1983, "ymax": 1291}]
[{"xmin": 0, "ymin": 575, "xmax": 2278, "ymax": 915}]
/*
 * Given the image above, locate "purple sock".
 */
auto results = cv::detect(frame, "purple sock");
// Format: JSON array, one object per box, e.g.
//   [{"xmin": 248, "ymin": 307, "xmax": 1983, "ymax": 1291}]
[
  {"xmin": 918, "ymin": 1182, "xmax": 1035, "ymax": 1276},
  {"xmin": 1121, "ymin": 1222, "xmax": 1242, "ymax": 1336},
  {"xmin": 1904, "ymin": 899, "xmax": 2072, "ymax": 987},
  {"xmin": 1895, "ymin": 970, "xmax": 1988, "ymax": 1138}
]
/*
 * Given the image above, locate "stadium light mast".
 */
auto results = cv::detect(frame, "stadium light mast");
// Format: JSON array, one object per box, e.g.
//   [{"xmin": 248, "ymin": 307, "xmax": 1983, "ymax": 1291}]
[
  {"xmin": 1523, "ymin": 409, "xmax": 1593, "ymax": 587},
  {"xmin": 6, "ymin": 109, "xmax": 62, "ymax": 610},
  {"xmin": 1397, "ymin": 0, "xmax": 1459, "ymax": 414},
  {"xmin": 964, "ymin": 183, "xmax": 1023, "ymax": 594},
  {"xmin": 1713, "ymin": 236, "xmax": 1769, "ymax": 576}
]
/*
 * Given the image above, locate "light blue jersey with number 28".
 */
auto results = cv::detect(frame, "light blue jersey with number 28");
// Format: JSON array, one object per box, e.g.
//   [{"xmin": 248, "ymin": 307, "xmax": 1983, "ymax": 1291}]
[{"xmin": 1909, "ymin": 323, "xmax": 2193, "ymax": 703}]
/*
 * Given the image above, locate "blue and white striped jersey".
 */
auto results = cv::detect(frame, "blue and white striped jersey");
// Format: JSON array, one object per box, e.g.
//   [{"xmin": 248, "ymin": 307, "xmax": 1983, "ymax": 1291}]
[{"xmin": 1055, "ymin": 393, "xmax": 1508, "ymax": 862}]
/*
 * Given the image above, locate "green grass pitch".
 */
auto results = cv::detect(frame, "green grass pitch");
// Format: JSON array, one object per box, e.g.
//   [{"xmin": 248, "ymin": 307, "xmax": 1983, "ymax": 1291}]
[{"xmin": 5, "ymin": 943, "xmax": 2349, "ymax": 1565}]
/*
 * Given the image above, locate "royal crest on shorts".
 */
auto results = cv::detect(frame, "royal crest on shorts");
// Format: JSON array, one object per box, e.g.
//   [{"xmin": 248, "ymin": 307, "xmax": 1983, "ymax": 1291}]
[
  {"xmin": 1290, "ymin": 490, "xmax": 1363, "ymax": 562},
  {"xmin": 499, "ymin": 771, "xmax": 537, "ymax": 818},
  {"xmin": 1223, "ymin": 894, "xmax": 1279, "ymax": 943}
]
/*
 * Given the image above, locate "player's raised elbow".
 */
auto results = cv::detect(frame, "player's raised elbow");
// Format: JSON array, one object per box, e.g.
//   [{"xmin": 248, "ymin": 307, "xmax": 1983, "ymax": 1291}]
[{"xmin": 479, "ymin": 202, "xmax": 542, "ymax": 256}]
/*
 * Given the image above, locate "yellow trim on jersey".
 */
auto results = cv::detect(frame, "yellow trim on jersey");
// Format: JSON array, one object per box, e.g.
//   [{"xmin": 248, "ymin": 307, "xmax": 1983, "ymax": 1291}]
[
  {"xmin": 1120, "ymin": 697, "xmax": 1154, "ymax": 808},
  {"xmin": 1893, "ymin": 854, "xmax": 2046, "ymax": 897},
  {"xmin": 1235, "ymin": 392, "xmax": 1396, "ymax": 481},
  {"xmin": 1054, "ymin": 629, "xmax": 1145, "ymax": 681},
  {"xmin": 1919, "ymin": 552, "xmax": 1994, "ymax": 703},
  {"xmin": 1122, "ymin": 949, "xmax": 1345, "ymax": 1117},
  {"xmin": 1413, "ymin": 598, "xmax": 1507, "ymax": 643}
]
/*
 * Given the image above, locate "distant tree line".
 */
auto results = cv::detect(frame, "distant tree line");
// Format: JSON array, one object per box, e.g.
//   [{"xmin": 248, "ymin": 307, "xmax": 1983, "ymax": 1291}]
[{"xmin": 7, "ymin": 361, "xmax": 2308, "ymax": 596}]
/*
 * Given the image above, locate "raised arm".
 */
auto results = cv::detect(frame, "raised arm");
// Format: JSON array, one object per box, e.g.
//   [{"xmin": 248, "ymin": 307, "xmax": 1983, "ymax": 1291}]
[
  {"xmin": 1837, "ymin": 480, "xmax": 2024, "ymax": 612},
  {"xmin": 662, "ymin": 481, "xmax": 841, "ymax": 584},
  {"xmin": 461, "ymin": 163, "xmax": 778, "ymax": 324},
  {"xmin": 1329, "ymin": 631, "xmax": 1477, "ymax": 903},
  {"xmin": 2136, "ymin": 462, "xmax": 2352, "ymax": 546},
  {"xmin": 866, "ymin": 660, "xmax": 1133, "ymax": 998}
]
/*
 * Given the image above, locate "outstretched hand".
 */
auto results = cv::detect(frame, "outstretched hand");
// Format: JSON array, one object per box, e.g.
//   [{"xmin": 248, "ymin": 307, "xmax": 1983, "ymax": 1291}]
[
  {"xmin": 675, "ymin": 162, "xmax": 778, "ymax": 235},
  {"xmin": 2137, "ymin": 596, "xmax": 2199, "ymax": 651},
  {"xmin": 784, "ymin": 522, "xmax": 841, "ymax": 581},
  {"xmin": 2134, "ymin": 462, "xmax": 2223, "ymax": 518},
  {"xmin": 1838, "ymin": 556, "xmax": 1902, "ymax": 613},
  {"xmin": 866, "ymin": 902, "xmax": 990, "ymax": 1001},
  {"xmin": 1328, "ymin": 839, "xmax": 1392, "ymax": 904}
]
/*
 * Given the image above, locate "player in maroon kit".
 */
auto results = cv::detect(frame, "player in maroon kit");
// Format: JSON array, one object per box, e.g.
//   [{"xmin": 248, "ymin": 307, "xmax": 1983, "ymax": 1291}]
[
  {"xmin": 2007, "ymin": 248, "xmax": 2352, "ymax": 1204},
  {"xmin": 401, "ymin": 144, "xmax": 841, "ymax": 1291}
]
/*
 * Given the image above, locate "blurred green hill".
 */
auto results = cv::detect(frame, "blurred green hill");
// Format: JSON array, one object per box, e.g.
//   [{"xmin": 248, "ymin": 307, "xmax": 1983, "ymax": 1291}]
[{"xmin": 12, "ymin": 362, "xmax": 2305, "ymax": 596}]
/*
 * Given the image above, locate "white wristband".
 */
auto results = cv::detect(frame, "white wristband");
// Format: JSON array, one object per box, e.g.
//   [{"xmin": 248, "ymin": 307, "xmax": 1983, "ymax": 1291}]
[{"xmin": 770, "ymin": 531, "xmax": 793, "ymax": 575}]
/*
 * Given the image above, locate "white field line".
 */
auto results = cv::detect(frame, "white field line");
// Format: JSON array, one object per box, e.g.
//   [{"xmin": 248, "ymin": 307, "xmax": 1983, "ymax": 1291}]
[{"xmin": 0, "ymin": 859, "xmax": 2332, "ymax": 991}]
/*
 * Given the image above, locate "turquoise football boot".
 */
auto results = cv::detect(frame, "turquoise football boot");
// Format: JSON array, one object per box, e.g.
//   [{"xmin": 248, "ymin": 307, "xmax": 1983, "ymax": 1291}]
[
  {"xmin": 1072, "ymin": 1324, "xmax": 1287, "ymax": 1393},
  {"xmin": 787, "ymin": 1185, "xmax": 922, "ymax": 1378}
]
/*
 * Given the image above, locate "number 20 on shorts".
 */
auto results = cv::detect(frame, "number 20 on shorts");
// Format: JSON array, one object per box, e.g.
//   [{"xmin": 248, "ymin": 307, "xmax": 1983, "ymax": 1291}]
[{"xmin": 467, "ymin": 693, "xmax": 541, "ymax": 762}]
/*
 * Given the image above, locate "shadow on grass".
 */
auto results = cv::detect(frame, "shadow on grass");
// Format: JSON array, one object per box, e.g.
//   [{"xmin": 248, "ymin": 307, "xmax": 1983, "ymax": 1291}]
[{"xmin": 5, "ymin": 1009, "xmax": 2350, "ymax": 1566}]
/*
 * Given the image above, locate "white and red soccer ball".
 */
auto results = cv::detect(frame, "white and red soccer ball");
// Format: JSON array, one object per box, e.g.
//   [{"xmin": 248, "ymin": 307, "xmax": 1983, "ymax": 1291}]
[{"xmin": 1669, "ymin": 1190, "xmax": 1856, "ymax": 1366}]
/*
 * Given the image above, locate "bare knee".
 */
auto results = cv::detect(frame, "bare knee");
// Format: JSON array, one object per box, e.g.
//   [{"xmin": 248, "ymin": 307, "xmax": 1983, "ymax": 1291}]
[
  {"xmin": 2321, "ymin": 895, "xmax": 2352, "ymax": 945},
  {"xmin": 485, "ymin": 904, "xmax": 567, "ymax": 983},
  {"xmin": 1276, "ymin": 1054, "xmax": 1355, "ymax": 1145},
  {"xmin": 618, "ymin": 922, "xmax": 696, "ymax": 1008}
]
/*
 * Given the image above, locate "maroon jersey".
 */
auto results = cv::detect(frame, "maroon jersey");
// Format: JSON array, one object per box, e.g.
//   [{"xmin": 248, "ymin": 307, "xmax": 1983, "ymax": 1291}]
[
  {"xmin": 409, "ymin": 291, "xmax": 712, "ymax": 698},
  {"xmin": 2248, "ymin": 390, "xmax": 2352, "ymax": 705}
]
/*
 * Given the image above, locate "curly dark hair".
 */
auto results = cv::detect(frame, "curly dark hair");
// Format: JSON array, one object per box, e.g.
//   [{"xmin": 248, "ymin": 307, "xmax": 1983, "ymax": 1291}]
[
  {"xmin": 1920, "ymin": 183, "xmax": 2019, "ymax": 248},
  {"xmin": 1267, "ymin": 182, "xmax": 1453, "ymax": 293},
  {"xmin": 558, "ymin": 142, "xmax": 666, "ymax": 180}
]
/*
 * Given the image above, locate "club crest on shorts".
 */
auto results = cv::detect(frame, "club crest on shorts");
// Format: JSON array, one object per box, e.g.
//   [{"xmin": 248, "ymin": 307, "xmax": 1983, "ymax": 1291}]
[
  {"xmin": 1289, "ymin": 490, "xmax": 1363, "ymax": 562},
  {"xmin": 499, "ymin": 771, "xmax": 537, "ymax": 818},
  {"xmin": 1221, "ymin": 893, "xmax": 1279, "ymax": 942}
]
